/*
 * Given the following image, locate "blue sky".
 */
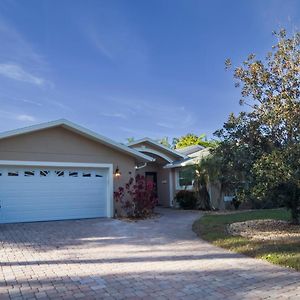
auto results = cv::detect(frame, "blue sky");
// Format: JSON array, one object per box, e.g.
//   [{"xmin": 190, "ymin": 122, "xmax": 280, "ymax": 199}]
[{"xmin": 0, "ymin": 0, "xmax": 298, "ymax": 142}]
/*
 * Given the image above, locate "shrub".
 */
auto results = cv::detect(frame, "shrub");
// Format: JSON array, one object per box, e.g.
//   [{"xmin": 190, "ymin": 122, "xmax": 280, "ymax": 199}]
[
  {"xmin": 272, "ymin": 182, "xmax": 300, "ymax": 224},
  {"xmin": 175, "ymin": 190, "xmax": 197, "ymax": 209},
  {"xmin": 114, "ymin": 174, "xmax": 158, "ymax": 218},
  {"xmin": 231, "ymin": 197, "xmax": 241, "ymax": 210}
]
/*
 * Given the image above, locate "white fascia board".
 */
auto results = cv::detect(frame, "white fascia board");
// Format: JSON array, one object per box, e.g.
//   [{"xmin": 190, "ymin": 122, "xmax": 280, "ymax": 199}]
[
  {"xmin": 133, "ymin": 147, "xmax": 172, "ymax": 163},
  {"xmin": 0, "ymin": 160, "xmax": 113, "ymax": 168},
  {"xmin": 163, "ymin": 157, "xmax": 196, "ymax": 169},
  {"xmin": 128, "ymin": 137, "xmax": 186, "ymax": 159},
  {"xmin": 0, "ymin": 119, "xmax": 154, "ymax": 162}
]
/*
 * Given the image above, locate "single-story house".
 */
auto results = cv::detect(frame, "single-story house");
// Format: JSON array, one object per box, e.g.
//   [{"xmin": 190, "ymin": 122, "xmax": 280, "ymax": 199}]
[{"xmin": 0, "ymin": 119, "xmax": 224, "ymax": 224}]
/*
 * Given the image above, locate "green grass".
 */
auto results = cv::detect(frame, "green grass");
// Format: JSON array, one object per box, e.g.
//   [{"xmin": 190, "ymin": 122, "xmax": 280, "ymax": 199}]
[{"xmin": 192, "ymin": 209, "xmax": 300, "ymax": 271}]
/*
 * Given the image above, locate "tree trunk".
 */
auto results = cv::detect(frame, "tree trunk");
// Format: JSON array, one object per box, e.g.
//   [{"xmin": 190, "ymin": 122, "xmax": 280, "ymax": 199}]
[
  {"xmin": 290, "ymin": 207, "xmax": 300, "ymax": 225},
  {"xmin": 196, "ymin": 184, "xmax": 211, "ymax": 210}
]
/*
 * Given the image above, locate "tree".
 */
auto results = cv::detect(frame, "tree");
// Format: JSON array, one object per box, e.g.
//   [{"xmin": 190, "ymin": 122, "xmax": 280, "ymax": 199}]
[
  {"xmin": 126, "ymin": 137, "xmax": 135, "ymax": 143},
  {"xmin": 217, "ymin": 29, "xmax": 300, "ymax": 223},
  {"xmin": 158, "ymin": 136, "xmax": 171, "ymax": 148},
  {"xmin": 173, "ymin": 133, "xmax": 217, "ymax": 149},
  {"xmin": 194, "ymin": 162, "xmax": 212, "ymax": 210}
]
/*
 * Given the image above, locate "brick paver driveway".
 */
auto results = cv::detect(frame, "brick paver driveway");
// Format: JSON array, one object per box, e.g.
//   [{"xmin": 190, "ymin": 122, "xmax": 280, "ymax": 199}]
[{"xmin": 0, "ymin": 209, "xmax": 299, "ymax": 300}]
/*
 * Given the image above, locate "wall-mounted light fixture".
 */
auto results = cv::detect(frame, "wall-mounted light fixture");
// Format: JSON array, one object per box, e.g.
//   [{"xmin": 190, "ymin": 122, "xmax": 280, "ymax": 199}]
[{"xmin": 114, "ymin": 166, "xmax": 121, "ymax": 177}]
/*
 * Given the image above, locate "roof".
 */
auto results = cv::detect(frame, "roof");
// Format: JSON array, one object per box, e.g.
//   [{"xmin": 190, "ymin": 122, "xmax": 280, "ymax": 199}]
[
  {"xmin": 175, "ymin": 144, "xmax": 204, "ymax": 156},
  {"xmin": 128, "ymin": 138, "xmax": 186, "ymax": 159},
  {"xmin": 0, "ymin": 119, "xmax": 154, "ymax": 162},
  {"xmin": 164, "ymin": 148, "xmax": 211, "ymax": 169}
]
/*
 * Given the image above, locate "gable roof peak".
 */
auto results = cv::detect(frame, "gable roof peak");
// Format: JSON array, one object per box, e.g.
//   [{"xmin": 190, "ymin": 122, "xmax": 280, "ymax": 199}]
[
  {"xmin": 127, "ymin": 137, "xmax": 186, "ymax": 159},
  {"xmin": 0, "ymin": 119, "xmax": 154, "ymax": 162}
]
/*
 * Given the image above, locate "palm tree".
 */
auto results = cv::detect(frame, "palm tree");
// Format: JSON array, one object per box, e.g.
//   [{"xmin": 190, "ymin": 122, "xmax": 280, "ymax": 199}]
[{"xmin": 194, "ymin": 154, "xmax": 223, "ymax": 210}]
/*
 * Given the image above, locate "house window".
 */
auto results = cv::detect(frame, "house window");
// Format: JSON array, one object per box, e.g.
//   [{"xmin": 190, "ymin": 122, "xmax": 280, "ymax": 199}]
[
  {"xmin": 69, "ymin": 171, "xmax": 78, "ymax": 177},
  {"xmin": 55, "ymin": 171, "xmax": 64, "ymax": 177},
  {"xmin": 82, "ymin": 172, "xmax": 91, "ymax": 177},
  {"xmin": 8, "ymin": 171, "xmax": 19, "ymax": 177},
  {"xmin": 24, "ymin": 171, "xmax": 35, "ymax": 177},
  {"xmin": 176, "ymin": 166, "xmax": 195, "ymax": 189},
  {"xmin": 40, "ymin": 170, "xmax": 50, "ymax": 177}
]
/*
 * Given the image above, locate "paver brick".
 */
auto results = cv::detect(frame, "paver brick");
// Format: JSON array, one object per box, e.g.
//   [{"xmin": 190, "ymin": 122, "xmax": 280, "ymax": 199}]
[{"xmin": 0, "ymin": 208, "xmax": 300, "ymax": 299}]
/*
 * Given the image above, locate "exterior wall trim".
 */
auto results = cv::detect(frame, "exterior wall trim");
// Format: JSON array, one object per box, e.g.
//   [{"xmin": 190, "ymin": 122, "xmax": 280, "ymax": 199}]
[
  {"xmin": 169, "ymin": 170, "xmax": 174, "ymax": 206},
  {"xmin": 175, "ymin": 168, "xmax": 193, "ymax": 190},
  {"xmin": 133, "ymin": 147, "xmax": 173, "ymax": 163},
  {"xmin": 128, "ymin": 138, "xmax": 186, "ymax": 159},
  {"xmin": 0, "ymin": 160, "xmax": 114, "ymax": 218}
]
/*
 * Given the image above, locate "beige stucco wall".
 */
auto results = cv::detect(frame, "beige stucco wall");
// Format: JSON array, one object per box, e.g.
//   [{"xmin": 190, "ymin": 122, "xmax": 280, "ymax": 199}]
[{"xmin": 0, "ymin": 126, "xmax": 140, "ymax": 215}]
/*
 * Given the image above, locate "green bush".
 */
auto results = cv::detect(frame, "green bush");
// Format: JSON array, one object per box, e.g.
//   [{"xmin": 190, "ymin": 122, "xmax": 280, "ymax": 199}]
[
  {"xmin": 231, "ymin": 197, "xmax": 241, "ymax": 210},
  {"xmin": 175, "ymin": 190, "xmax": 197, "ymax": 209}
]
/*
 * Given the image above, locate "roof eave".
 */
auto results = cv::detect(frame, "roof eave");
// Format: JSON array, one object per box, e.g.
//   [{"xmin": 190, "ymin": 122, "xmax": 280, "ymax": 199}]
[{"xmin": 128, "ymin": 137, "xmax": 186, "ymax": 159}]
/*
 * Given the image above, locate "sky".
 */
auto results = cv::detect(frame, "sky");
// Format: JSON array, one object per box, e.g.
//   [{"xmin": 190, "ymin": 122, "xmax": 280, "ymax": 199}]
[{"xmin": 0, "ymin": 0, "xmax": 299, "ymax": 143}]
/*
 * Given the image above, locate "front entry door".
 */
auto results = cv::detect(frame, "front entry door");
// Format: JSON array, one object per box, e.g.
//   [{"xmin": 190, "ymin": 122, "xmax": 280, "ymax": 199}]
[{"xmin": 145, "ymin": 172, "xmax": 158, "ymax": 197}]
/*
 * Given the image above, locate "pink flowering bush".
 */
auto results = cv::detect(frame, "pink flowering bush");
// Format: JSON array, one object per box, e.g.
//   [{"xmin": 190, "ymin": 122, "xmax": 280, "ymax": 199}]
[{"xmin": 114, "ymin": 174, "xmax": 158, "ymax": 218}]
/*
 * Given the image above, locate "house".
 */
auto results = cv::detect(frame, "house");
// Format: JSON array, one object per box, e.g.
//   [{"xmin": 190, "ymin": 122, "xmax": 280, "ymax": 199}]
[
  {"xmin": 0, "ymin": 119, "xmax": 222, "ymax": 224},
  {"xmin": 164, "ymin": 145, "xmax": 226, "ymax": 210}
]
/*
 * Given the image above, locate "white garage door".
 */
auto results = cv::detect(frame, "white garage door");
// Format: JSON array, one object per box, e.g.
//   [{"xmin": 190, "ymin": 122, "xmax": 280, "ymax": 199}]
[{"xmin": 0, "ymin": 166, "xmax": 109, "ymax": 223}]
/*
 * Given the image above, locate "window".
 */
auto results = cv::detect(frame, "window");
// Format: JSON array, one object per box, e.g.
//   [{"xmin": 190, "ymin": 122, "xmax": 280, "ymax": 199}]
[
  {"xmin": 82, "ymin": 172, "xmax": 91, "ymax": 177},
  {"xmin": 40, "ymin": 170, "xmax": 50, "ymax": 177},
  {"xmin": 24, "ymin": 171, "xmax": 35, "ymax": 177},
  {"xmin": 176, "ymin": 166, "xmax": 195, "ymax": 189},
  {"xmin": 8, "ymin": 171, "xmax": 19, "ymax": 176},
  {"xmin": 69, "ymin": 171, "xmax": 78, "ymax": 177},
  {"xmin": 95, "ymin": 173, "xmax": 103, "ymax": 178},
  {"xmin": 55, "ymin": 171, "xmax": 64, "ymax": 177}
]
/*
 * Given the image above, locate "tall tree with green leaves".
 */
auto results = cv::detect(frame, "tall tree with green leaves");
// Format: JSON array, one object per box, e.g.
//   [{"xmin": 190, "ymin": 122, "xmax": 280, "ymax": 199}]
[
  {"xmin": 173, "ymin": 133, "xmax": 217, "ymax": 149},
  {"xmin": 126, "ymin": 137, "xmax": 135, "ymax": 143},
  {"xmin": 158, "ymin": 136, "xmax": 171, "ymax": 148},
  {"xmin": 216, "ymin": 29, "xmax": 300, "ymax": 223}
]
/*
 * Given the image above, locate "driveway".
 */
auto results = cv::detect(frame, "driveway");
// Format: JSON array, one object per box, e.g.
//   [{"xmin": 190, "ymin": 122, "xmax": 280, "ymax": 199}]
[{"xmin": 0, "ymin": 209, "xmax": 299, "ymax": 300}]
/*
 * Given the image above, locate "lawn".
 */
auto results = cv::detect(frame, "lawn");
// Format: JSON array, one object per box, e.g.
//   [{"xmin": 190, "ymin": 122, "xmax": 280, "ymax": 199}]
[{"xmin": 192, "ymin": 208, "xmax": 300, "ymax": 271}]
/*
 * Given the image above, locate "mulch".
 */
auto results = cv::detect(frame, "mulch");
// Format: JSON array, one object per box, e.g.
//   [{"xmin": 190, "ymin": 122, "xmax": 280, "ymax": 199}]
[{"xmin": 227, "ymin": 219, "xmax": 300, "ymax": 242}]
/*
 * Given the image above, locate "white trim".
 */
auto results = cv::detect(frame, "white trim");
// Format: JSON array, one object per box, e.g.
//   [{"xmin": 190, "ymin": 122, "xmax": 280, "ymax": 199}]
[
  {"xmin": 164, "ymin": 158, "xmax": 197, "ymax": 169},
  {"xmin": 176, "ymin": 145, "xmax": 204, "ymax": 155},
  {"xmin": 0, "ymin": 119, "xmax": 154, "ymax": 162},
  {"xmin": 135, "ymin": 163, "xmax": 147, "ymax": 170},
  {"xmin": 164, "ymin": 148, "xmax": 211, "ymax": 169},
  {"xmin": 128, "ymin": 138, "xmax": 186, "ymax": 159},
  {"xmin": 175, "ymin": 168, "xmax": 193, "ymax": 190},
  {"xmin": 0, "ymin": 160, "xmax": 114, "ymax": 218},
  {"xmin": 133, "ymin": 147, "xmax": 173, "ymax": 163},
  {"xmin": 107, "ymin": 165, "xmax": 114, "ymax": 217},
  {"xmin": 169, "ymin": 170, "xmax": 174, "ymax": 206},
  {"xmin": 0, "ymin": 160, "xmax": 112, "ymax": 168}
]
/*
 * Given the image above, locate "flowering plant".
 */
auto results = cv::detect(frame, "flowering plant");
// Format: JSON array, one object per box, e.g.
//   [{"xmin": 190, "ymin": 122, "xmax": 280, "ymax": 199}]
[{"xmin": 114, "ymin": 174, "xmax": 158, "ymax": 218}]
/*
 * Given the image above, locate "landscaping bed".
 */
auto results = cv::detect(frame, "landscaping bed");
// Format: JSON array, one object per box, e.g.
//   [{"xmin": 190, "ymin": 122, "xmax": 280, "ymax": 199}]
[
  {"xmin": 228, "ymin": 219, "xmax": 300, "ymax": 242},
  {"xmin": 192, "ymin": 209, "xmax": 300, "ymax": 271}
]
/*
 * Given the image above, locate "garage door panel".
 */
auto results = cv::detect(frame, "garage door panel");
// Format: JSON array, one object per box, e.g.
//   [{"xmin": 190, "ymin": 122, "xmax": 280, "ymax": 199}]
[
  {"xmin": 0, "ymin": 166, "xmax": 109, "ymax": 223},
  {"xmin": 3, "ymin": 197, "xmax": 107, "ymax": 209},
  {"xmin": 3, "ymin": 210, "xmax": 106, "ymax": 223}
]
